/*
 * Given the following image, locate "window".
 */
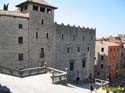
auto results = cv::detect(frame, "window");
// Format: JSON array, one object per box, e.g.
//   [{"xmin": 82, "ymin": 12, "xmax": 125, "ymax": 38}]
[
  {"xmin": 47, "ymin": 8, "xmax": 52, "ymax": 13},
  {"xmin": 18, "ymin": 37, "xmax": 23, "ymax": 44},
  {"xmin": 67, "ymin": 47, "xmax": 70, "ymax": 53},
  {"xmin": 21, "ymin": 7, "xmax": 23, "ymax": 12},
  {"xmin": 46, "ymin": 33, "xmax": 48, "ymax": 39},
  {"xmin": 110, "ymin": 48, "xmax": 112, "ymax": 52},
  {"xmin": 33, "ymin": 5, "xmax": 38, "ymax": 11},
  {"xmin": 101, "ymin": 48, "xmax": 104, "ymax": 52},
  {"xmin": 73, "ymin": 35, "xmax": 75, "ymax": 41},
  {"xmin": 82, "ymin": 59, "xmax": 86, "ymax": 68},
  {"xmin": 62, "ymin": 34, "xmax": 64, "ymax": 40},
  {"xmin": 40, "ymin": 61, "xmax": 44, "ymax": 67},
  {"xmin": 87, "ymin": 47, "xmax": 90, "ymax": 52},
  {"xmin": 121, "ymin": 53, "xmax": 123, "ymax": 57},
  {"xmin": 77, "ymin": 47, "xmax": 80, "ymax": 52},
  {"xmin": 100, "ymin": 64, "xmax": 104, "ymax": 69},
  {"xmin": 124, "ymin": 62, "xmax": 125, "ymax": 68},
  {"xmin": 122, "ymin": 45, "xmax": 124, "ymax": 48},
  {"xmin": 36, "ymin": 32, "xmax": 38, "ymax": 39},
  {"xmin": 83, "ymin": 36, "xmax": 84, "ymax": 41},
  {"xmin": 40, "ymin": 7, "xmax": 45, "ymax": 12},
  {"xmin": 40, "ymin": 48, "xmax": 44, "ymax": 58},
  {"xmin": 69, "ymin": 60, "xmax": 74, "ymax": 71},
  {"xmin": 18, "ymin": 53, "xmax": 23, "ymax": 61},
  {"xmin": 41, "ymin": 19, "xmax": 44, "ymax": 25},
  {"xmin": 97, "ymin": 72, "xmax": 100, "ymax": 75},
  {"xmin": 18, "ymin": 24, "xmax": 23, "ymax": 29},
  {"xmin": 24, "ymin": 6, "xmax": 27, "ymax": 10},
  {"xmin": 101, "ymin": 55, "xmax": 104, "ymax": 61},
  {"xmin": 91, "ymin": 36, "xmax": 93, "ymax": 40}
]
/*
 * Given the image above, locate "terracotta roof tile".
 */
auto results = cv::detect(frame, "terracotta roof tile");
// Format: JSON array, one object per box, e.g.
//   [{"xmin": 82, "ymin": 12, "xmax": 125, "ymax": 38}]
[{"xmin": 96, "ymin": 41, "xmax": 119, "ymax": 46}]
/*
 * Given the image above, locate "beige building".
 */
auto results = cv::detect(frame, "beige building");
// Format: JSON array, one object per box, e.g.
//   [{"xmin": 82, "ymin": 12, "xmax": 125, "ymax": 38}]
[
  {"xmin": 95, "ymin": 40, "xmax": 120, "ymax": 80},
  {"xmin": 0, "ymin": 0, "xmax": 96, "ymax": 81}
]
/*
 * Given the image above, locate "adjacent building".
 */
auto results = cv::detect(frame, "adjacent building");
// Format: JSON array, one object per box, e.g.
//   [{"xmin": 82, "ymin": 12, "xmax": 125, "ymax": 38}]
[
  {"xmin": 0, "ymin": 0, "xmax": 96, "ymax": 81},
  {"xmin": 95, "ymin": 39, "xmax": 120, "ymax": 81},
  {"xmin": 95, "ymin": 35, "xmax": 125, "ymax": 81}
]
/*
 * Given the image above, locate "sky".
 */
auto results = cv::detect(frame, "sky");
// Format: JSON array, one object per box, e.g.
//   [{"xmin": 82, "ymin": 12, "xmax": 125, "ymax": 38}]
[{"xmin": 0, "ymin": 0, "xmax": 125, "ymax": 38}]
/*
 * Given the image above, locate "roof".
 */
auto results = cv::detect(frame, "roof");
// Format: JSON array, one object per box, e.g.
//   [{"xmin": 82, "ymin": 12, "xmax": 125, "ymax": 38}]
[
  {"xmin": 16, "ymin": 0, "xmax": 57, "ymax": 9},
  {"xmin": 96, "ymin": 40, "xmax": 119, "ymax": 47},
  {"xmin": 0, "ymin": 10, "xmax": 29, "ymax": 18}
]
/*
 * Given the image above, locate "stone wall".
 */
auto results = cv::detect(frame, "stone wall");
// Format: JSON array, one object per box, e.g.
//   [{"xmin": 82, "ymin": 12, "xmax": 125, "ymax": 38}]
[
  {"xmin": 0, "ymin": 15, "xmax": 29, "ymax": 69},
  {"xmin": 0, "ymin": 2, "xmax": 96, "ymax": 81},
  {"xmin": 26, "ymin": 4, "xmax": 56, "ymax": 68},
  {"xmin": 55, "ymin": 23, "xmax": 95, "ymax": 81}
]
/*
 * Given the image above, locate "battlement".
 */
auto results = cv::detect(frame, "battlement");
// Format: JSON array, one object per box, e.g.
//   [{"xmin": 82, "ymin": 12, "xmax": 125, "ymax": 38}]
[{"xmin": 55, "ymin": 22, "xmax": 96, "ymax": 32}]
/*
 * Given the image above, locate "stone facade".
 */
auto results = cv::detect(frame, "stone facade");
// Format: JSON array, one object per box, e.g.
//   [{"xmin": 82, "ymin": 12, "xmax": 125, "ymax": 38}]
[
  {"xmin": 0, "ymin": 11, "xmax": 29, "ymax": 69},
  {"xmin": 95, "ymin": 39, "xmax": 121, "ymax": 81},
  {"xmin": 55, "ymin": 24, "xmax": 95, "ymax": 80},
  {"xmin": 0, "ymin": 0, "xmax": 95, "ymax": 81}
]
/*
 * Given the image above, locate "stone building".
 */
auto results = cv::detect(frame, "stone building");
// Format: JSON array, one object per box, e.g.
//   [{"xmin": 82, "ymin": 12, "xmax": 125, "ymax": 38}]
[
  {"xmin": 0, "ymin": 0, "xmax": 96, "ymax": 81},
  {"xmin": 95, "ymin": 35, "xmax": 125, "ymax": 81},
  {"xmin": 106, "ymin": 35, "xmax": 125, "ymax": 78},
  {"xmin": 95, "ymin": 39, "xmax": 121, "ymax": 81}
]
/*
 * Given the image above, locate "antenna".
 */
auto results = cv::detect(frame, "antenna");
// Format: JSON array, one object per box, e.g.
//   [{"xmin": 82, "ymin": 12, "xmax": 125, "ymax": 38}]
[{"xmin": 3, "ymin": 3, "xmax": 9, "ymax": 10}]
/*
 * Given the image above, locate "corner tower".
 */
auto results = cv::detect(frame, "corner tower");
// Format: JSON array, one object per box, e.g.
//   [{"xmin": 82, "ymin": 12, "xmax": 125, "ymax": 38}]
[
  {"xmin": 16, "ymin": 0, "xmax": 57, "ymax": 68},
  {"xmin": 16, "ymin": 0, "xmax": 57, "ymax": 21}
]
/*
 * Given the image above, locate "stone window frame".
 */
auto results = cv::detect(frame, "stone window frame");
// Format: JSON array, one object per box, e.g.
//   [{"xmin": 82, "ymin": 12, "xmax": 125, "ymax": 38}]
[
  {"xmin": 100, "ymin": 64, "xmax": 104, "ymax": 69},
  {"xmin": 41, "ymin": 19, "xmax": 44, "ymax": 25},
  {"xmin": 101, "ymin": 47, "xmax": 104, "ymax": 52},
  {"xmin": 18, "ymin": 53, "xmax": 23, "ymax": 61},
  {"xmin": 61, "ymin": 34, "xmax": 64, "ymax": 40},
  {"xmin": 83, "ymin": 36, "xmax": 85, "ymax": 41},
  {"xmin": 67, "ymin": 47, "xmax": 70, "ymax": 53},
  {"xmin": 33, "ymin": 5, "xmax": 38, "ymax": 11},
  {"xmin": 40, "ymin": 7, "xmax": 45, "ymax": 12},
  {"xmin": 40, "ymin": 48, "xmax": 45, "ymax": 58},
  {"xmin": 101, "ymin": 55, "xmax": 104, "ymax": 61},
  {"xmin": 18, "ymin": 24, "xmax": 23, "ymax": 29},
  {"xmin": 73, "ymin": 35, "xmax": 75, "ymax": 41},
  {"xmin": 46, "ymin": 33, "xmax": 49, "ymax": 39},
  {"xmin": 18, "ymin": 36, "xmax": 23, "ymax": 44},
  {"xmin": 69, "ymin": 59, "xmax": 75, "ymax": 71},
  {"xmin": 87, "ymin": 47, "xmax": 90, "ymax": 52},
  {"xmin": 77, "ymin": 47, "xmax": 80, "ymax": 52},
  {"xmin": 47, "ymin": 8, "xmax": 52, "ymax": 14},
  {"xmin": 82, "ymin": 58, "xmax": 86, "ymax": 68},
  {"xmin": 36, "ymin": 32, "xmax": 38, "ymax": 39}
]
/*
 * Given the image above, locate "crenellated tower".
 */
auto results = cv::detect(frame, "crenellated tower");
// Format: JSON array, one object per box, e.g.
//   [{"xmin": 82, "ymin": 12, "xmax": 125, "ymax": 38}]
[{"xmin": 16, "ymin": 0, "xmax": 57, "ymax": 68}]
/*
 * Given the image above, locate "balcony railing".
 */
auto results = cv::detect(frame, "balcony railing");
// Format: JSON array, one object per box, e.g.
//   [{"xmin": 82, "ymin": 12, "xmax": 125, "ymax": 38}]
[{"xmin": 0, "ymin": 64, "xmax": 67, "ymax": 84}]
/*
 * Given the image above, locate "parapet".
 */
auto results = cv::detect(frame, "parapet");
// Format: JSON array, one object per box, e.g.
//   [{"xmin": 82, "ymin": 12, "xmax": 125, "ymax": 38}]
[
  {"xmin": 55, "ymin": 22, "xmax": 96, "ymax": 32},
  {"xmin": 0, "ymin": 9, "xmax": 29, "ymax": 18}
]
